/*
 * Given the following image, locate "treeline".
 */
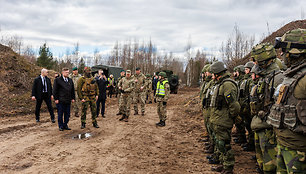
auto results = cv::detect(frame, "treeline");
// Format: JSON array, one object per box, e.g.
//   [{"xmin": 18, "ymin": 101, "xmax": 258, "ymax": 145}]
[{"xmin": 0, "ymin": 23, "xmax": 259, "ymax": 86}]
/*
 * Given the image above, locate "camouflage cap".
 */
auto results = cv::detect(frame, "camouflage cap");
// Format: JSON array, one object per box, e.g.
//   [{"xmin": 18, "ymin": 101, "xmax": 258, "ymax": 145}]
[
  {"xmin": 72, "ymin": 67, "xmax": 78, "ymax": 71},
  {"xmin": 126, "ymin": 70, "xmax": 131, "ymax": 74},
  {"xmin": 84, "ymin": 67, "xmax": 91, "ymax": 72},
  {"xmin": 145, "ymin": 74, "xmax": 151, "ymax": 77},
  {"xmin": 158, "ymin": 71, "xmax": 167, "ymax": 78},
  {"xmin": 252, "ymin": 43, "xmax": 276, "ymax": 62},
  {"xmin": 250, "ymin": 64, "xmax": 263, "ymax": 75}
]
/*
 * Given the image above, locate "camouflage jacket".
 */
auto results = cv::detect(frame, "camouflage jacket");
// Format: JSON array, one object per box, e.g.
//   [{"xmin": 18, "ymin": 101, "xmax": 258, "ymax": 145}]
[
  {"xmin": 118, "ymin": 76, "xmax": 135, "ymax": 93},
  {"xmin": 132, "ymin": 73, "xmax": 147, "ymax": 93},
  {"xmin": 69, "ymin": 73, "xmax": 82, "ymax": 91}
]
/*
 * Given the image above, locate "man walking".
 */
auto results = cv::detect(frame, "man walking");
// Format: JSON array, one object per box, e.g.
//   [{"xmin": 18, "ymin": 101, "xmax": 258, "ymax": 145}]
[
  {"xmin": 77, "ymin": 67, "xmax": 99, "ymax": 129},
  {"xmin": 155, "ymin": 72, "xmax": 170, "ymax": 127},
  {"xmin": 69, "ymin": 67, "xmax": 82, "ymax": 117},
  {"xmin": 31, "ymin": 68, "xmax": 55, "ymax": 123},
  {"xmin": 96, "ymin": 69, "xmax": 108, "ymax": 118},
  {"xmin": 53, "ymin": 68, "xmax": 75, "ymax": 131}
]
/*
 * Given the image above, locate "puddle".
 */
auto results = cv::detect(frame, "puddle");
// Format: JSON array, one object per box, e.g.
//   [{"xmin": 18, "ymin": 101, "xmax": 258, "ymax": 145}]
[{"xmin": 72, "ymin": 133, "xmax": 92, "ymax": 139}]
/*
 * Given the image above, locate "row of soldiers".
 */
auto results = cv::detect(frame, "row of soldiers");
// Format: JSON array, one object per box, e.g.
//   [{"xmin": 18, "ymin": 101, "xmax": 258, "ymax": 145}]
[{"xmin": 200, "ymin": 28, "xmax": 306, "ymax": 174}]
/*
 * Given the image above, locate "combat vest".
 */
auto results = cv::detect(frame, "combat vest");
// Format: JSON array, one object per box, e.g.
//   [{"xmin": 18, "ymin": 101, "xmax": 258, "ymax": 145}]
[
  {"xmin": 156, "ymin": 80, "xmax": 169, "ymax": 96},
  {"xmin": 267, "ymin": 63, "xmax": 306, "ymax": 134},
  {"xmin": 202, "ymin": 80, "xmax": 214, "ymax": 109},
  {"xmin": 210, "ymin": 78, "xmax": 238, "ymax": 110},
  {"xmin": 81, "ymin": 77, "xmax": 96, "ymax": 96}
]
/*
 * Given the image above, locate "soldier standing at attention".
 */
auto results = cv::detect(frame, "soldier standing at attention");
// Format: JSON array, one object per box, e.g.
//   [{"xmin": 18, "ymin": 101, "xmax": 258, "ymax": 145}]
[
  {"xmin": 267, "ymin": 28, "xmax": 306, "ymax": 173},
  {"xmin": 154, "ymin": 72, "xmax": 170, "ymax": 127},
  {"xmin": 209, "ymin": 61, "xmax": 240, "ymax": 174},
  {"xmin": 232, "ymin": 65, "xmax": 247, "ymax": 145},
  {"xmin": 69, "ymin": 67, "xmax": 82, "ymax": 117},
  {"xmin": 118, "ymin": 70, "xmax": 135, "ymax": 122},
  {"xmin": 240, "ymin": 61, "xmax": 255, "ymax": 152},
  {"xmin": 77, "ymin": 67, "xmax": 99, "ymax": 129},
  {"xmin": 132, "ymin": 67, "xmax": 147, "ymax": 116},
  {"xmin": 249, "ymin": 43, "xmax": 284, "ymax": 174},
  {"xmin": 116, "ymin": 70, "xmax": 125, "ymax": 115}
]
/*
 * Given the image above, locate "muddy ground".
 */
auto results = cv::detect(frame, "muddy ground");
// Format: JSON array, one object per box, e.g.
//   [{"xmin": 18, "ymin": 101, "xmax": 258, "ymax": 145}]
[{"xmin": 0, "ymin": 88, "xmax": 257, "ymax": 174}]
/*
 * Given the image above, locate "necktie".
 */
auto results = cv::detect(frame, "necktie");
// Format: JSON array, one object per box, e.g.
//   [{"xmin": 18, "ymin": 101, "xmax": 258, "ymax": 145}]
[{"xmin": 43, "ymin": 77, "xmax": 47, "ymax": 92}]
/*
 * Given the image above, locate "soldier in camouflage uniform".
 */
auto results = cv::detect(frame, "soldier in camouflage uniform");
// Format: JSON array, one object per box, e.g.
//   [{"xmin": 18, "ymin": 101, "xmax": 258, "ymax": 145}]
[
  {"xmin": 155, "ymin": 72, "xmax": 170, "ymax": 127},
  {"xmin": 69, "ymin": 67, "xmax": 82, "ymax": 117},
  {"xmin": 267, "ymin": 28, "xmax": 306, "ymax": 173},
  {"xmin": 249, "ymin": 43, "xmax": 284, "ymax": 174},
  {"xmin": 200, "ymin": 64, "xmax": 215, "ymax": 153},
  {"xmin": 209, "ymin": 61, "xmax": 241, "ymax": 174},
  {"xmin": 77, "ymin": 67, "xmax": 99, "ymax": 129},
  {"xmin": 118, "ymin": 70, "xmax": 135, "ymax": 122},
  {"xmin": 240, "ymin": 61, "xmax": 255, "ymax": 151},
  {"xmin": 116, "ymin": 70, "xmax": 125, "ymax": 115},
  {"xmin": 132, "ymin": 67, "xmax": 147, "ymax": 116},
  {"xmin": 145, "ymin": 74, "xmax": 153, "ymax": 104},
  {"xmin": 232, "ymin": 65, "xmax": 247, "ymax": 145}
]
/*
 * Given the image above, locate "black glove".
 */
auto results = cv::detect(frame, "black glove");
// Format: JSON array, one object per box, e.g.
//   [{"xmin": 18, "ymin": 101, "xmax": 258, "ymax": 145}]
[
  {"xmin": 163, "ymin": 102, "xmax": 167, "ymax": 105},
  {"xmin": 154, "ymin": 98, "xmax": 157, "ymax": 103},
  {"xmin": 120, "ymin": 89, "xmax": 125, "ymax": 93}
]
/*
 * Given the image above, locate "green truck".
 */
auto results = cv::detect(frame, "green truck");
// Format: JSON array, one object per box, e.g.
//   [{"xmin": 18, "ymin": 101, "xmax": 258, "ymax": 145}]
[{"xmin": 91, "ymin": 65, "xmax": 124, "ymax": 79}]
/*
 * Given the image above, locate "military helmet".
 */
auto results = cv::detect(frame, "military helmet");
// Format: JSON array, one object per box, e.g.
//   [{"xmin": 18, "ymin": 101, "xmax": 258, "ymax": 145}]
[
  {"xmin": 250, "ymin": 64, "xmax": 263, "ymax": 75},
  {"xmin": 210, "ymin": 61, "xmax": 227, "ymax": 74},
  {"xmin": 275, "ymin": 28, "xmax": 306, "ymax": 54},
  {"xmin": 252, "ymin": 43, "xmax": 276, "ymax": 62},
  {"xmin": 244, "ymin": 61, "xmax": 254, "ymax": 69},
  {"xmin": 234, "ymin": 65, "xmax": 245, "ymax": 72},
  {"xmin": 202, "ymin": 64, "xmax": 211, "ymax": 73},
  {"xmin": 145, "ymin": 74, "xmax": 151, "ymax": 77},
  {"xmin": 158, "ymin": 71, "xmax": 167, "ymax": 78}
]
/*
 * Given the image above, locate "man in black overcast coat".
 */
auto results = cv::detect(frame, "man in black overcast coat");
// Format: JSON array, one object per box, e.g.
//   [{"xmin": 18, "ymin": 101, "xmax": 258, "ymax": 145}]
[
  {"xmin": 53, "ymin": 68, "xmax": 75, "ymax": 131},
  {"xmin": 31, "ymin": 68, "xmax": 55, "ymax": 123}
]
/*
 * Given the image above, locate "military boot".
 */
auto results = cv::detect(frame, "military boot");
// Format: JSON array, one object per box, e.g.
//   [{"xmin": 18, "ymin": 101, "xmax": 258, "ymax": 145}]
[
  {"xmin": 116, "ymin": 112, "xmax": 122, "ymax": 115},
  {"xmin": 204, "ymin": 145, "xmax": 214, "ymax": 154},
  {"xmin": 123, "ymin": 116, "xmax": 129, "ymax": 122},
  {"xmin": 93, "ymin": 122, "xmax": 99, "ymax": 128},
  {"xmin": 208, "ymin": 157, "xmax": 220, "ymax": 164},
  {"xmin": 119, "ymin": 114, "xmax": 126, "ymax": 121},
  {"xmin": 156, "ymin": 120, "xmax": 165, "ymax": 127},
  {"xmin": 81, "ymin": 122, "xmax": 86, "ymax": 129},
  {"xmin": 211, "ymin": 165, "xmax": 223, "ymax": 172},
  {"xmin": 134, "ymin": 111, "xmax": 138, "ymax": 115}
]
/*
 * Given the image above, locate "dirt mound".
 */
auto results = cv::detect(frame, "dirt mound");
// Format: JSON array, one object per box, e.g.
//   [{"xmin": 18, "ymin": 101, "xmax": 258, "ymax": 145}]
[
  {"xmin": 243, "ymin": 19, "xmax": 306, "ymax": 61},
  {"xmin": 0, "ymin": 44, "xmax": 43, "ymax": 116}
]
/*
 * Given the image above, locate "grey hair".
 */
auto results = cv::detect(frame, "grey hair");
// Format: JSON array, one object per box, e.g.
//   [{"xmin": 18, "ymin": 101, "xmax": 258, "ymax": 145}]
[{"xmin": 41, "ymin": 68, "xmax": 48, "ymax": 74}]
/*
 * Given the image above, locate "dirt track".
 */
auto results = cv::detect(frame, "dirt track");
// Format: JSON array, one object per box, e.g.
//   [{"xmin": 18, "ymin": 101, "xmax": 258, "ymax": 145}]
[{"xmin": 0, "ymin": 88, "xmax": 257, "ymax": 174}]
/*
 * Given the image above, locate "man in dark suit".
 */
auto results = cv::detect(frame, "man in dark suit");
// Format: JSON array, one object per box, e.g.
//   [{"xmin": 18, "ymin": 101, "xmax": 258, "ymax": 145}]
[
  {"xmin": 31, "ymin": 68, "xmax": 55, "ymax": 123},
  {"xmin": 96, "ymin": 69, "xmax": 108, "ymax": 118},
  {"xmin": 53, "ymin": 68, "xmax": 76, "ymax": 131}
]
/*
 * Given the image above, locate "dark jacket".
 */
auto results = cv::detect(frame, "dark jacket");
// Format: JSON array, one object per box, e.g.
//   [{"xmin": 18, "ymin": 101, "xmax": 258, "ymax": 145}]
[
  {"xmin": 153, "ymin": 78, "xmax": 158, "ymax": 90},
  {"xmin": 32, "ymin": 75, "xmax": 53, "ymax": 100},
  {"xmin": 96, "ymin": 76, "xmax": 108, "ymax": 99},
  {"xmin": 53, "ymin": 76, "xmax": 75, "ymax": 104}
]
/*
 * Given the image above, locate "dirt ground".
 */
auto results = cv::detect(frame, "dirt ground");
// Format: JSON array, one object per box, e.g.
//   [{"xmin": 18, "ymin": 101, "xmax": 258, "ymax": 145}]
[{"xmin": 0, "ymin": 88, "xmax": 257, "ymax": 174}]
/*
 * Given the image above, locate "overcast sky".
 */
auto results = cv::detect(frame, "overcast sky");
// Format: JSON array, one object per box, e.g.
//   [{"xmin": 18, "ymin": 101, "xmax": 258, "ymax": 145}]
[{"xmin": 0, "ymin": 0, "xmax": 305, "ymax": 59}]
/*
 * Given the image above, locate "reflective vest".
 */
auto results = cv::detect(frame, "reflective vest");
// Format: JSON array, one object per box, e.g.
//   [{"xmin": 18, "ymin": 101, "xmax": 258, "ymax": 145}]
[
  {"xmin": 108, "ymin": 78, "xmax": 114, "ymax": 87},
  {"xmin": 156, "ymin": 80, "xmax": 168, "ymax": 96}
]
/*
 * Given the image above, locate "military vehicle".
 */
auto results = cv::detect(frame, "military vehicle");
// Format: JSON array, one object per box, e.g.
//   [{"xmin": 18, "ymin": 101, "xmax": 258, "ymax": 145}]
[
  {"xmin": 91, "ymin": 65, "xmax": 124, "ymax": 79},
  {"xmin": 157, "ymin": 70, "xmax": 179, "ymax": 94}
]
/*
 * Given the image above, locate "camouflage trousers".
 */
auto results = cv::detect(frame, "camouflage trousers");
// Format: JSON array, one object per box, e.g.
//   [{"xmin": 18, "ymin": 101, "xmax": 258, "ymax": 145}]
[
  {"xmin": 72, "ymin": 93, "xmax": 81, "ymax": 116},
  {"xmin": 146, "ymin": 90, "xmax": 153, "ymax": 103},
  {"xmin": 213, "ymin": 124, "xmax": 235, "ymax": 171},
  {"xmin": 81, "ymin": 96, "xmax": 97, "ymax": 124},
  {"xmin": 133, "ymin": 91, "xmax": 145, "ymax": 114},
  {"xmin": 122, "ymin": 93, "xmax": 133, "ymax": 117},
  {"xmin": 118, "ymin": 93, "xmax": 124, "ymax": 114},
  {"xmin": 276, "ymin": 144, "xmax": 306, "ymax": 174},
  {"xmin": 203, "ymin": 109, "xmax": 214, "ymax": 145},
  {"xmin": 254, "ymin": 129, "xmax": 277, "ymax": 173},
  {"xmin": 157, "ymin": 101, "xmax": 167, "ymax": 121}
]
